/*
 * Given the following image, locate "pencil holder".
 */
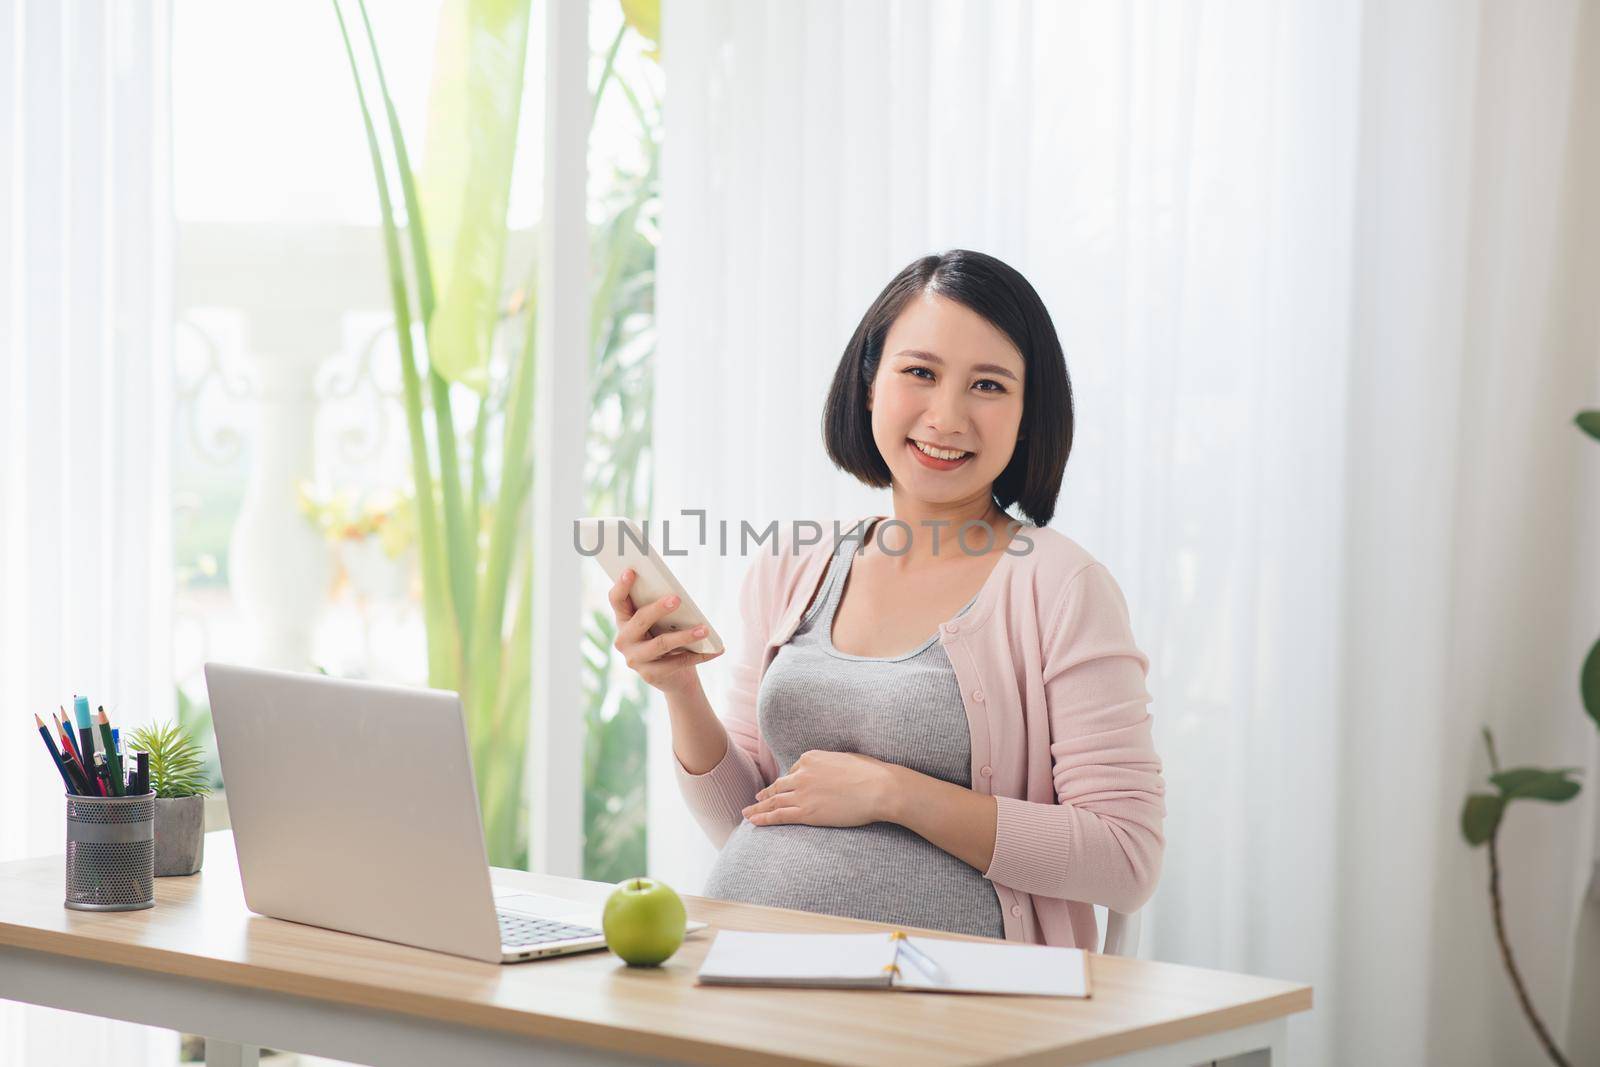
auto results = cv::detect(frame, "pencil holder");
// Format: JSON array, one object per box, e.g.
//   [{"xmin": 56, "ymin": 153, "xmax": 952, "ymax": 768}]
[{"xmin": 64, "ymin": 791, "xmax": 155, "ymax": 911}]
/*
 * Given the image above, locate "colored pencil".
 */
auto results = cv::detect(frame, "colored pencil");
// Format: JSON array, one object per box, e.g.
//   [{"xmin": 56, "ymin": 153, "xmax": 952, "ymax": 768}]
[
  {"xmin": 54, "ymin": 709, "xmax": 80, "ymax": 763},
  {"xmin": 54, "ymin": 714, "xmax": 79, "ymax": 763},
  {"xmin": 60, "ymin": 724, "xmax": 92, "ymax": 787},
  {"xmin": 35, "ymin": 714, "xmax": 78, "ymax": 794},
  {"xmin": 51, "ymin": 714, "xmax": 94, "ymax": 794},
  {"xmin": 95, "ymin": 709, "xmax": 123, "ymax": 796}
]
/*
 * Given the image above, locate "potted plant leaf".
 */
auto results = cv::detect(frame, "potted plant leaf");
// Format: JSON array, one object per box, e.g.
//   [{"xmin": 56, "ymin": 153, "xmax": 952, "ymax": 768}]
[{"xmin": 129, "ymin": 720, "xmax": 212, "ymax": 876}]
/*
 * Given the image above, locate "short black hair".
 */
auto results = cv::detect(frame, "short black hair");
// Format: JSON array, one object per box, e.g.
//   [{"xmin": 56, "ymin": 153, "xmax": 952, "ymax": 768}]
[{"xmin": 822, "ymin": 249, "xmax": 1073, "ymax": 528}]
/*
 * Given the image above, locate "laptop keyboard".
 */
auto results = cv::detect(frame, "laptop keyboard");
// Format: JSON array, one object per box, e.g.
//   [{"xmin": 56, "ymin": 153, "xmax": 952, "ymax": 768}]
[{"xmin": 497, "ymin": 910, "xmax": 602, "ymax": 948}]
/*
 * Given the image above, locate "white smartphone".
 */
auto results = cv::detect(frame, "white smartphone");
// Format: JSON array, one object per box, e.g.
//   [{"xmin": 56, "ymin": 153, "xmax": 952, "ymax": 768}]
[{"xmin": 578, "ymin": 517, "xmax": 725, "ymax": 656}]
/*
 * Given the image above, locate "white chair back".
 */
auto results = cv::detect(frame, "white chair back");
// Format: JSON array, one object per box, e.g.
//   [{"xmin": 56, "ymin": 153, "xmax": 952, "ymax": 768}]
[{"xmin": 1102, "ymin": 909, "xmax": 1140, "ymax": 956}]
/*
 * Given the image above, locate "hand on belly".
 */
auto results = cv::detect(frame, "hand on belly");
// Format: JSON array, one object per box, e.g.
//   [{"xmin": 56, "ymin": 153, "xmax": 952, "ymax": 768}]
[{"xmin": 739, "ymin": 750, "xmax": 900, "ymax": 828}]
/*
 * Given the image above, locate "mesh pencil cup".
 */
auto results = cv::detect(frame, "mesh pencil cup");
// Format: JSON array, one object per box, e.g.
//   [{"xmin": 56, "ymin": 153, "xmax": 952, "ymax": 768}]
[{"xmin": 64, "ymin": 791, "xmax": 155, "ymax": 911}]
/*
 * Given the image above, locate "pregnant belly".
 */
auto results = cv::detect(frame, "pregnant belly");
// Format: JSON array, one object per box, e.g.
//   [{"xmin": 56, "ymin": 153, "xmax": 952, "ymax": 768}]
[{"xmin": 702, "ymin": 820, "xmax": 1004, "ymax": 939}]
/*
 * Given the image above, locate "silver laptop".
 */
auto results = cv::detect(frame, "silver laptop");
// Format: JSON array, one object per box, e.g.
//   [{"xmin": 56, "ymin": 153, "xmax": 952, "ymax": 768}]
[{"xmin": 204, "ymin": 662, "xmax": 703, "ymax": 964}]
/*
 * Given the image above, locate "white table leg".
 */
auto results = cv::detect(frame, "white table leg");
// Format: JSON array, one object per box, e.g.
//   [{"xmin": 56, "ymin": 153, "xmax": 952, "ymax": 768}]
[{"xmin": 205, "ymin": 1040, "xmax": 261, "ymax": 1067}]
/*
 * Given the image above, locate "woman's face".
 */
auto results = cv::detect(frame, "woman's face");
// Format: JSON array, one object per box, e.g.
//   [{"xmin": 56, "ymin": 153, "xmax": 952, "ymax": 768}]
[{"xmin": 867, "ymin": 290, "xmax": 1026, "ymax": 512}]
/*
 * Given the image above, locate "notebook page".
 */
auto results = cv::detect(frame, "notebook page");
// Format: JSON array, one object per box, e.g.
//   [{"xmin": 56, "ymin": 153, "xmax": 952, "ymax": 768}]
[
  {"xmin": 696, "ymin": 931, "xmax": 897, "ymax": 987},
  {"xmin": 891, "ymin": 938, "xmax": 1090, "ymax": 997}
]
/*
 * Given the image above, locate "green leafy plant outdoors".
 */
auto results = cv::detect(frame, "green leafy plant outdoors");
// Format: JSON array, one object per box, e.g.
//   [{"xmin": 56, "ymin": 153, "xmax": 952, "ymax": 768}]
[
  {"xmin": 332, "ymin": 0, "xmax": 661, "ymax": 871},
  {"xmin": 332, "ymin": 0, "xmax": 537, "ymax": 866},
  {"xmin": 1457, "ymin": 410, "xmax": 1600, "ymax": 1067},
  {"xmin": 127, "ymin": 721, "xmax": 213, "ymax": 799}
]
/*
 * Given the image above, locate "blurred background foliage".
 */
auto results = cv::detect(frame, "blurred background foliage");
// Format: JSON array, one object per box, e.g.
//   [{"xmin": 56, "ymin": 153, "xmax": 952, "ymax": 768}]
[
  {"xmin": 580, "ymin": 0, "xmax": 660, "ymax": 882},
  {"xmin": 172, "ymin": 0, "xmax": 659, "ymax": 880}
]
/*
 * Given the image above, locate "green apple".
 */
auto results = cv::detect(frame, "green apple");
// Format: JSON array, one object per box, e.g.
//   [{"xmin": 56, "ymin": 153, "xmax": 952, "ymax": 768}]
[{"xmin": 602, "ymin": 877, "xmax": 687, "ymax": 966}]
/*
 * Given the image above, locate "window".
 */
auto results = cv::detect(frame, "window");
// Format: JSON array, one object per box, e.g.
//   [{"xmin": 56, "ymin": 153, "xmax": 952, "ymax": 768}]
[{"xmin": 170, "ymin": 0, "xmax": 658, "ymax": 881}]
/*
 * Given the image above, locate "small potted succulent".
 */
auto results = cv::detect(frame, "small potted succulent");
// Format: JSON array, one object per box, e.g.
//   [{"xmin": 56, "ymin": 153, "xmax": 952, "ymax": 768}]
[{"xmin": 128, "ymin": 720, "xmax": 212, "ymax": 876}]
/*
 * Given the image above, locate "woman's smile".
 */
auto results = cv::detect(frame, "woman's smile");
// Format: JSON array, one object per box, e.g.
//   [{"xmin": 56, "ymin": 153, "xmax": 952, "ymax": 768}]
[{"xmin": 907, "ymin": 437, "xmax": 973, "ymax": 471}]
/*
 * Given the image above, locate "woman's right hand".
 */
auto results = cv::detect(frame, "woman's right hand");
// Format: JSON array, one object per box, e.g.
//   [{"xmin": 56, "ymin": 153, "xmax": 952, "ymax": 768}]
[{"xmin": 608, "ymin": 569, "xmax": 724, "ymax": 695}]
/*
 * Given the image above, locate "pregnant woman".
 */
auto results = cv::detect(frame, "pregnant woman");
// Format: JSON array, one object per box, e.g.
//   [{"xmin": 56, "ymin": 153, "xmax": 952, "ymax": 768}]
[{"xmin": 608, "ymin": 249, "xmax": 1164, "ymax": 949}]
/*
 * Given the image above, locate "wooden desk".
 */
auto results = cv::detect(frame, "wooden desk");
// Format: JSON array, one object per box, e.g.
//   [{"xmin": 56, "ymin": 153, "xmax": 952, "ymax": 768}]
[{"xmin": 0, "ymin": 832, "xmax": 1309, "ymax": 1067}]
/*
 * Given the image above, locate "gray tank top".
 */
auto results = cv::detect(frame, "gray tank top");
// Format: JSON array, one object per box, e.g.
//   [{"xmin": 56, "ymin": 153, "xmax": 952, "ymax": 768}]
[{"xmin": 702, "ymin": 525, "xmax": 1006, "ymax": 938}]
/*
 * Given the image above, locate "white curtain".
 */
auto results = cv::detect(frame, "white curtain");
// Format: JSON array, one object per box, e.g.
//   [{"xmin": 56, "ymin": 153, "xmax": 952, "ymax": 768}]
[
  {"xmin": 653, "ymin": 2, "xmax": 1600, "ymax": 1064},
  {"xmin": 0, "ymin": 0, "xmax": 175, "ymax": 1063}
]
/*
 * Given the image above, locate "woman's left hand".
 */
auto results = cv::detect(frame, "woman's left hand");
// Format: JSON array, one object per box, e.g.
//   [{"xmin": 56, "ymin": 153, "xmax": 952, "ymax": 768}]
[{"xmin": 741, "ymin": 750, "xmax": 901, "ymax": 828}]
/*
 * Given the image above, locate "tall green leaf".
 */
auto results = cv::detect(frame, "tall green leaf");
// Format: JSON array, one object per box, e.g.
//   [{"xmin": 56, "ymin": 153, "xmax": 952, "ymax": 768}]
[
  {"xmin": 469, "ymin": 299, "xmax": 538, "ymax": 701},
  {"xmin": 332, "ymin": 0, "xmax": 455, "ymax": 689},
  {"xmin": 419, "ymin": 0, "xmax": 532, "ymax": 393},
  {"xmin": 357, "ymin": 0, "xmax": 478, "ymax": 659},
  {"xmin": 476, "ymin": 538, "xmax": 534, "ymax": 867}
]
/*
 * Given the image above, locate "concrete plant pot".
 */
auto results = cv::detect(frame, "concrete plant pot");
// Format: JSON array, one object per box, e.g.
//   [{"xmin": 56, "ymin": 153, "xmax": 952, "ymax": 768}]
[{"xmin": 154, "ymin": 795, "xmax": 206, "ymax": 876}]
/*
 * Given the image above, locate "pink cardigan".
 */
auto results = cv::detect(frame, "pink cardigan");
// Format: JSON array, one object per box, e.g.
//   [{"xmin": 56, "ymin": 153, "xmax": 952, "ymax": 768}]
[{"xmin": 674, "ymin": 514, "xmax": 1165, "ymax": 949}]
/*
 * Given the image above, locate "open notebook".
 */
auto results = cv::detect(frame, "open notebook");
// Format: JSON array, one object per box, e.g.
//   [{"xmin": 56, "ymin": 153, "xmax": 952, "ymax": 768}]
[{"xmin": 696, "ymin": 931, "xmax": 1090, "ymax": 997}]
